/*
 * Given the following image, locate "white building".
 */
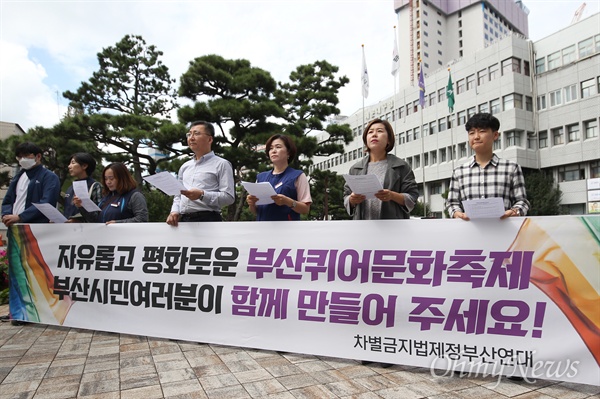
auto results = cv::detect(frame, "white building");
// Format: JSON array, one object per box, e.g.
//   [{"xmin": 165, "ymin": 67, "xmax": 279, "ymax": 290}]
[{"xmin": 310, "ymin": 4, "xmax": 600, "ymax": 217}]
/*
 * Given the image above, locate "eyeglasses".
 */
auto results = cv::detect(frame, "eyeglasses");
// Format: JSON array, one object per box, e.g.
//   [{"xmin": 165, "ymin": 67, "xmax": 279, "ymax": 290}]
[
  {"xmin": 186, "ymin": 131, "xmax": 210, "ymax": 138},
  {"xmin": 15, "ymin": 155, "xmax": 36, "ymax": 161}
]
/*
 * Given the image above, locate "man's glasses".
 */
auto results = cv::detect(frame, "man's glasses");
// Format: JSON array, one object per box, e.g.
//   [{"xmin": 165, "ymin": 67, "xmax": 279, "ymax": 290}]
[{"xmin": 186, "ymin": 131, "xmax": 210, "ymax": 138}]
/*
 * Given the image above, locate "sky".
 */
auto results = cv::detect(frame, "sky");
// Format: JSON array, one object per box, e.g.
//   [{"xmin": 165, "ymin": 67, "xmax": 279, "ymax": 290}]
[{"xmin": 1, "ymin": 0, "xmax": 598, "ymax": 132}]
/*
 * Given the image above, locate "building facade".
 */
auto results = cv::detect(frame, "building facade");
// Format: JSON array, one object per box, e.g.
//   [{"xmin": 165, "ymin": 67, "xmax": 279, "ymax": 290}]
[{"xmin": 310, "ymin": 10, "xmax": 600, "ymax": 217}]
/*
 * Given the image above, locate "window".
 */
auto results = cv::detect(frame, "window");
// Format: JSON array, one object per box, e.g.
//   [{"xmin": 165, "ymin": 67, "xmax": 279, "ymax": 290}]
[
  {"xmin": 438, "ymin": 117, "xmax": 447, "ymax": 132},
  {"xmin": 567, "ymin": 124, "xmax": 579, "ymax": 142},
  {"xmin": 535, "ymin": 58, "xmax": 546, "ymax": 74},
  {"xmin": 459, "ymin": 143, "xmax": 467, "ymax": 158},
  {"xmin": 430, "ymin": 182, "xmax": 442, "ymax": 195},
  {"xmin": 539, "ymin": 131, "xmax": 548, "ymax": 148},
  {"xmin": 467, "ymin": 106, "xmax": 476, "ymax": 119},
  {"xmin": 430, "ymin": 150, "xmax": 437, "ymax": 164},
  {"xmin": 581, "ymin": 78, "xmax": 597, "ymax": 98},
  {"xmin": 579, "ymin": 37, "xmax": 594, "ymax": 58},
  {"xmin": 552, "ymin": 127, "xmax": 564, "ymax": 145},
  {"xmin": 596, "ymin": 34, "xmax": 600, "ymax": 53},
  {"xmin": 537, "ymin": 95, "xmax": 547, "ymax": 110},
  {"xmin": 414, "ymin": 155, "xmax": 421, "ymax": 168},
  {"xmin": 523, "ymin": 60, "xmax": 530, "ymax": 76},
  {"xmin": 502, "ymin": 57, "xmax": 520, "ymax": 75},
  {"xmin": 479, "ymin": 102, "xmax": 489, "ymax": 113},
  {"xmin": 503, "ymin": 93, "xmax": 521, "ymax": 110},
  {"xmin": 424, "ymin": 153, "xmax": 429, "ymax": 166},
  {"xmin": 547, "ymin": 51, "xmax": 561, "ymax": 70},
  {"xmin": 449, "ymin": 145, "xmax": 456, "ymax": 160},
  {"xmin": 429, "ymin": 121, "xmax": 437, "ymax": 135},
  {"xmin": 584, "ymin": 119, "xmax": 598, "ymax": 139},
  {"xmin": 478, "ymin": 69, "xmax": 487, "ymax": 85},
  {"xmin": 592, "ymin": 160, "xmax": 600, "ymax": 178},
  {"xmin": 399, "ymin": 107, "xmax": 404, "ymax": 119},
  {"xmin": 440, "ymin": 148, "xmax": 447, "ymax": 162},
  {"xmin": 558, "ymin": 163, "xmax": 585, "ymax": 182},
  {"xmin": 457, "ymin": 110, "xmax": 466, "ymax": 125},
  {"xmin": 429, "ymin": 93, "xmax": 436, "ymax": 106},
  {"xmin": 549, "ymin": 89, "xmax": 562, "ymax": 107},
  {"xmin": 505, "ymin": 130, "xmax": 521, "ymax": 147},
  {"xmin": 406, "ymin": 130, "xmax": 412, "ymax": 142},
  {"xmin": 489, "ymin": 63, "xmax": 499, "ymax": 80},
  {"xmin": 414, "ymin": 127, "xmax": 420, "ymax": 140},
  {"xmin": 398, "ymin": 132, "xmax": 405, "ymax": 144},
  {"xmin": 423, "ymin": 124, "xmax": 429, "ymax": 136},
  {"xmin": 438, "ymin": 88, "xmax": 446, "ymax": 102},
  {"xmin": 525, "ymin": 96, "xmax": 533, "ymax": 111},
  {"xmin": 564, "ymin": 84, "xmax": 577, "ymax": 103},
  {"xmin": 490, "ymin": 98, "xmax": 500, "ymax": 114},
  {"xmin": 466, "ymin": 75, "xmax": 475, "ymax": 91},
  {"xmin": 493, "ymin": 133, "xmax": 501, "ymax": 150},
  {"xmin": 456, "ymin": 79, "xmax": 465, "ymax": 94},
  {"xmin": 562, "ymin": 45, "xmax": 576, "ymax": 64},
  {"xmin": 527, "ymin": 132, "xmax": 537, "ymax": 149}
]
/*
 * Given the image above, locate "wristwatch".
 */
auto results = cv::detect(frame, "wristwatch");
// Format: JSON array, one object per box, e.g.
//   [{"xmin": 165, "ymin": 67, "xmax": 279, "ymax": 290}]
[{"xmin": 291, "ymin": 200, "xmax": 297, "ymax": 209}]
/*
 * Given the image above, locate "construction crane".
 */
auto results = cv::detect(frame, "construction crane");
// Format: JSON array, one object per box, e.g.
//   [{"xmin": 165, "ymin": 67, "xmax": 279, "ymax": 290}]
[{"xmin": 571, "ymin": 2, "xmax": 586, "ymax": 24}]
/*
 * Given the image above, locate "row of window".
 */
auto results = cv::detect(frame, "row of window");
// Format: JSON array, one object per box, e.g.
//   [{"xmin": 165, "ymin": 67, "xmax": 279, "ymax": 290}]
[
  {"xmin": 539, "ymin": 120, "xmax": 598, "ymax": 148},
  {"xmin": 535, "ymin": 34, "xmax": 600, "ymax": 74},
  {"xmin": 312, "ymin": 121, "xmax": 598, "ymax": 175},
  {"xmin": 557, "ymin": 160, "xmax": 600, "ymax": 182},
  {"xmin": 537, "ymin": 77, "xmax": 600, "ymax": 110}
]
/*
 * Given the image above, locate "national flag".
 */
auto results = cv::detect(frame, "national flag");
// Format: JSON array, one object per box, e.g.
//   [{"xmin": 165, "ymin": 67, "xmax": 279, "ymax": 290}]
[
  {"xmin": 391, "ymin": 33, "xmax": 400, "ymax": 76},
  {"xmin": 418, "ymin": 64, "xmax": 425, "ymax": 108},
  {"xmin": 447, "ymin": 70, "xmax": 455, "ymax": 113},
  {"xmin": 362, "ymin": 45, "xmax": 369, "ymax": 98}
]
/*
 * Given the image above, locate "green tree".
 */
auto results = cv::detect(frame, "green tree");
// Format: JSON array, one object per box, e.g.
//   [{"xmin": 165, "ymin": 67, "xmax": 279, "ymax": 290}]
[
  {"xmin": 524, "ymin": 169, "xmax": 563, "ymax": 216},
  {"xmin": 308, "ymin": 170, "xmax": 348, "ymax": 220},
  {"xmin": 0, "ymin": 120, "xmax": 100, "ymax": 210},
  {"xmin": 63, "ymin": 34, "xmax": 184, "ymax": 184},
  {"xmin": 177, "ymin": 54, "xmax": 284, "ymax": 220},
  {"xmin": 276, "ymin": 60, "xmax": 353, "ymax": 168}
]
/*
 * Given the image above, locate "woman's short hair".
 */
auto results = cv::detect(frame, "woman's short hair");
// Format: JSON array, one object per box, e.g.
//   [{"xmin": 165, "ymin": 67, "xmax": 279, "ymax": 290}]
[
  {"xmin": 101, "ymin": 163, "xmax": 138, "ymax": 195},
  {"xmin": 362, "ymin": 119, "xmax": 396, "ymax": 153},
  {"xmin": 70, "ymin": 152, "xmax": 97, "ymax": 176},
  {"xmin": 265, "ymin": 134, "xmax": 297, "ymax": 162}
]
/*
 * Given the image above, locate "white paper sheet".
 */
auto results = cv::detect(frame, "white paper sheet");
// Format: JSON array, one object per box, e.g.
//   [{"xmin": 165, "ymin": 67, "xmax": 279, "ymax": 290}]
[
  {"xmin": 33, "ymin": 203, "xmax": 67, "ymax": 223},
  {"xmin": 72, "ymin": 180, "xmax": 101, "ymax": 212},
  {"xmin": 143, "ymin": 171, "xmax": 187, "ymax": 196},
  {"xmin": 462, "ymin": 197, "xmax": 506, "ymax": 219},
  {"xmin": 241, "ymin": 181, "xmax": 277, "ymax": 205},
  {"xmin": 343, "ymin": 174, "xmax": 384, "ymax": 199}
]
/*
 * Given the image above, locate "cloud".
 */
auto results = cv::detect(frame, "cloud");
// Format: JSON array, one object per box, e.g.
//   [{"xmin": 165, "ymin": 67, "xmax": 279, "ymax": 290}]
[{"xmin": 0, "ymin": 40, "xmax": 67, "ymax": 130}]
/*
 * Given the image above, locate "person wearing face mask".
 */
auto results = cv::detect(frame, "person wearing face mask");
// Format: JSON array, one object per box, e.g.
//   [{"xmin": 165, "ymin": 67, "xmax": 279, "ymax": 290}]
[
  {"xmin": 246, "ymin": 134, "xmax": 312, "ymax": 221},
  {"xmin": 75, "ymin": 162, "xmax": 148, "ymax": 224},
  {"xmin": 1, "ymin": 142, "xmax": 61, "ymax": 227},
  {"xmin": 344, "ymin": 118, "xmax": 419, "ymax": 220}
]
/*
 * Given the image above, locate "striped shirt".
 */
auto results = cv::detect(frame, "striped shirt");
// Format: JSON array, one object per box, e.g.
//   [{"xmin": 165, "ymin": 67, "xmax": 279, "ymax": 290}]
[{"xmin": 446, "ymin": 154, "xmax": 530, "ymax": 218}]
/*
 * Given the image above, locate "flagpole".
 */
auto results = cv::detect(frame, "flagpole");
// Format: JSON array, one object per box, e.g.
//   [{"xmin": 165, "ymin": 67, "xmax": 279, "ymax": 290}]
[
  {"xmin": 418, "ymin": 62, "xmax": 427, "ymax": 217},
  {"xmin": 447, "ymin": 68, "xmax": 455, "ymax": 171},
  {"xmin": 361, "ymin": 44, "xmax": 368, "ymax": 138},
  {"xmin": 392, "ymin": 26, "xmax": 399, "ymax": 157}
]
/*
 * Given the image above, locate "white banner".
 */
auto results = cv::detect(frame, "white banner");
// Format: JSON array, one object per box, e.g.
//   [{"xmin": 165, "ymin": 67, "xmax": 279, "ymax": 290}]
[{"xmin": 7, "ymin": 216, "xmax": 600, "ymax": 385}]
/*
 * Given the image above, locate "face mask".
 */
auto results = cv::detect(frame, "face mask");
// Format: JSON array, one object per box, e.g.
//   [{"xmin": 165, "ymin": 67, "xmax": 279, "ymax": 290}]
[{"xmin": 19, "ymin": 157, "xmax": 37, "ymax": 170}]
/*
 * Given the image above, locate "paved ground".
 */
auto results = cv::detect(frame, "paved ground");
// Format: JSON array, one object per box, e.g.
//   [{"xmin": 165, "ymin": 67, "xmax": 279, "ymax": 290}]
[{"xmin": 1, "ymin": 305, "xmax": 598, "ymax": 399}]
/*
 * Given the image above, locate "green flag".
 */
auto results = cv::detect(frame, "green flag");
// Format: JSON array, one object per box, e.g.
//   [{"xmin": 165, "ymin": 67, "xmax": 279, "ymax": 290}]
[{"xmin": 447, "ymin": 71, "xmax": 455, "ymax": 114}]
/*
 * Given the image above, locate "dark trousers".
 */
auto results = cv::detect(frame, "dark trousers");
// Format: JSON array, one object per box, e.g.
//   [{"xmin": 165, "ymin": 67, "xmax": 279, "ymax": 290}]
[{"xmin": 180, "ymin": 211, "xmax": 222, "ymax": 222}]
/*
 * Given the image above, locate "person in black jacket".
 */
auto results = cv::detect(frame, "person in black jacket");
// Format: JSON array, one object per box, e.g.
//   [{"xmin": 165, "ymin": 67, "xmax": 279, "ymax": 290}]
[{"xmin": 1, "ymin": 142, "xmax": 60, "ymax": 227}]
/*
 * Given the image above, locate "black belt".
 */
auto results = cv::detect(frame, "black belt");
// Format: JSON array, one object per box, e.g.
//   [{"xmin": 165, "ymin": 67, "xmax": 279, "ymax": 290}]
[{"xmin": 180, "ymin": 211, "xmax": 222, "ymax": 222}]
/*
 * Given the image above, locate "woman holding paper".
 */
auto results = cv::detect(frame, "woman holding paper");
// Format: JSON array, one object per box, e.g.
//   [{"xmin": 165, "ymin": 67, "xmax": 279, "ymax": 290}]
[
  {"xmin": 75, "ymin": 162, "xmax": 148, "ymax": 224},
  {"xmin": 63, "ymin": 152, "xmax": 102, "ymax": 222},
  {"xmin": 246, "ymin": 134, "xmax": 311, "ymax": 221},
  {"xmin": 344, "ymin": 118, "xmax": 418, "ymax": 220}
]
